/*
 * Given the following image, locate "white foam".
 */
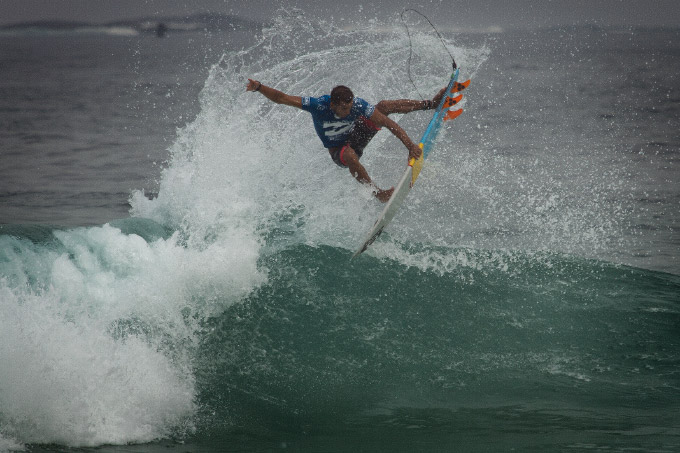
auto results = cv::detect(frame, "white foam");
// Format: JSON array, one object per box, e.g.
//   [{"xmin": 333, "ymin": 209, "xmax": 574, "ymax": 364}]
[
  {"xmin": 0, "ymin": 224, "xmax": 264, "ymax": 446},
  {"xmin": 0, "ymin": 287, "xmax": 194, "ymax": 445}
]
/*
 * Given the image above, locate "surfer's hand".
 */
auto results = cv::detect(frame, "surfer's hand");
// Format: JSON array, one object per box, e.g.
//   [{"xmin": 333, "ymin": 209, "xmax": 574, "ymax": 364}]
[
  {"xmin": 432, "ymin": 86, "xmax": 447, "ymax": 108},
  {"xmin": 408, "ymin": 143, "xmax": 422, "ymax": 161},
  {"xmin": 246, "ymin": 79, "xmax": 262, "ymax": 92},
  {"xmin": 375, "ymin": 187, "xmax": 394, "ymax": 203}
]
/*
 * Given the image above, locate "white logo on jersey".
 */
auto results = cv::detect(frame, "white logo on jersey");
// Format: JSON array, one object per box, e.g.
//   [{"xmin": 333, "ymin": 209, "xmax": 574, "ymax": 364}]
[{"xmin": 323, "ymin": 120, "xmax": 353, "ymax": 138}]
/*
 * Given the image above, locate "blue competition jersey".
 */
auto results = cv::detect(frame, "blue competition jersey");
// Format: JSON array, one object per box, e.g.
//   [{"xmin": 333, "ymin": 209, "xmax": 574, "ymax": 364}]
[{"xmin": 300, "ymin": 95, "xmax": 375, "ymax": 148}]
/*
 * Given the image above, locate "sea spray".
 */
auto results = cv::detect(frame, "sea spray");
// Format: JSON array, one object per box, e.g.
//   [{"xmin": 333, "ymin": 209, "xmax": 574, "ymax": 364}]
[{"xmin": 130, "ymin": 10, "xmax": 488, "ymax": 259}]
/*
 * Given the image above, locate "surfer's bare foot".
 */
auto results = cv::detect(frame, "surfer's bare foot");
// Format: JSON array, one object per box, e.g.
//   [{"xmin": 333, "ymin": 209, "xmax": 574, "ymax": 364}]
[{"xmin": 375, "ymin": 187, "xmax": 394, "ymax": 203}]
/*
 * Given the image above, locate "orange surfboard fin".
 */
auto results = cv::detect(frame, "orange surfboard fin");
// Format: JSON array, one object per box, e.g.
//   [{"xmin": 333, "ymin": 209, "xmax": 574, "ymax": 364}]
[
  {"xmin": 443, "ymin": 108, "xmax": 463, "ymax": 121},
  {"xmin": 451, "ymin": 79, "xmax": 471, "ymax": 94},
  {"xmin": 443, "ymin": 94, "xmax": 463, "ymax": 109}
]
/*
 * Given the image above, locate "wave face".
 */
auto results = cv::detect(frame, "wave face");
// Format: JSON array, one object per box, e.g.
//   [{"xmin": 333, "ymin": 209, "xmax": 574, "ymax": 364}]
[
  {"xmin": 197, "ymin": 244, "xmax": 679, "ymax": 448},
  {"xmin": 1, "ymin": 11, "xmax": 678, "ymax": 452}
]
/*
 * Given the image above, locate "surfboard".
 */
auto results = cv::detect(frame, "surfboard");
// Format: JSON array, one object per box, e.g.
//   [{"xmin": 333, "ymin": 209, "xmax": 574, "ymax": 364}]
[{"xmin": 352, "ymin": 69, "xmax": 469, "ymax": 258}]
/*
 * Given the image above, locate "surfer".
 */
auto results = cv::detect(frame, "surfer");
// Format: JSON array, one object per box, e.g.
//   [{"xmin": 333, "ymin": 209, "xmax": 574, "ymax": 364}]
[{"xmin": 246, "ymin": 79, "xmax": 445, "ymax": 202}]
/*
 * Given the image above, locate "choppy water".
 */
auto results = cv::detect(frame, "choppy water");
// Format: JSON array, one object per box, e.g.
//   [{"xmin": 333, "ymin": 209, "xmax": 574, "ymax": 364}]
[{"xmin": 0, "ymin": 11, "xmax": 678, "ymax": 452}]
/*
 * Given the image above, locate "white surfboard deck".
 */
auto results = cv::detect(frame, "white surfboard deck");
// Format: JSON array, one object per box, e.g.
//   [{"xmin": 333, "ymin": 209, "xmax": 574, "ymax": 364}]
[{"xmin": 352, "ymin": 163, "xmax": 415, "ymax": 258}]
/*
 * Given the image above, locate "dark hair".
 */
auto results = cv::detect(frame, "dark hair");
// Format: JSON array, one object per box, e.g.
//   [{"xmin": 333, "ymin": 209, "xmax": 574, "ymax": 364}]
[{"xmin": 330, "ymin": 85, "xmax": 354, "ymax": 104}]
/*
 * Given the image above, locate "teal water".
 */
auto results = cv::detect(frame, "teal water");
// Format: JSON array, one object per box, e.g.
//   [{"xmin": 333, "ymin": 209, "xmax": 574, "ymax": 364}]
[
  {"xmin": 1, "ymin": 10, "xmax": 679, "ymax": 453},
  {"xmin": 194, "ymin": 245, "xmax": 680, "ymax": 451}
]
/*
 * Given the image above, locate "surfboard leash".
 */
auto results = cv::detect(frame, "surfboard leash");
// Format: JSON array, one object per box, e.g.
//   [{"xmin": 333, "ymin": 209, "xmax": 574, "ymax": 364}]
[{"xmin": 400, "ymin": 8, "xmax": 458, "ymax": 100}]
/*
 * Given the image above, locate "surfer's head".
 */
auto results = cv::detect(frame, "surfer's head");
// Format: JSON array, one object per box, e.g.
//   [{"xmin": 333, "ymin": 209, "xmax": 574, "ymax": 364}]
[{"xmin": 330, "ymin": 85, "xmax": 354, "ymax": 118}]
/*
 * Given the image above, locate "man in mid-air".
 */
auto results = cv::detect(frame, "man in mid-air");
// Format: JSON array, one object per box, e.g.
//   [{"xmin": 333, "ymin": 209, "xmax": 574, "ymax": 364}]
[{"xmin": 246, "ymin": 79, "xmax": 445, "ymax": 202}]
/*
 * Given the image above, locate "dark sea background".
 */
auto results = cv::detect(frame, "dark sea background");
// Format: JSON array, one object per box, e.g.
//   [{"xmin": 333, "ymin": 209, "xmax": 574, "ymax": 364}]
[{"xmin": 0, "ymin": 10, "xmax": 678, "ymax": 452}]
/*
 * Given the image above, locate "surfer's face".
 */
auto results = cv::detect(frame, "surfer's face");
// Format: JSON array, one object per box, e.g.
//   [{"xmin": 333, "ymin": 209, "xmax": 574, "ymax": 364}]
[{"xmin": 330, "ymin": 100, "xmax": 353, "ymax": 118}]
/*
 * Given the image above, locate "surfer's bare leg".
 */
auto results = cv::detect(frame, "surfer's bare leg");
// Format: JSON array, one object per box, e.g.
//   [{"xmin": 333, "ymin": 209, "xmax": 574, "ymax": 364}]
[
  {"xmin": 342, "ymin": 146, "xmax": 394, "ymax": 202},
  {"xmin": 376, "ymin": 87, "xmax": 447, "ymax": 115}
]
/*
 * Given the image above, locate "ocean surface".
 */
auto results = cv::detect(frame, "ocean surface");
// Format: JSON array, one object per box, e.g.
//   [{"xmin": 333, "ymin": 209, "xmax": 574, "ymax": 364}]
[{"xmin": 1, "ymin": 11, "xmax": 679, "ymax": 452}]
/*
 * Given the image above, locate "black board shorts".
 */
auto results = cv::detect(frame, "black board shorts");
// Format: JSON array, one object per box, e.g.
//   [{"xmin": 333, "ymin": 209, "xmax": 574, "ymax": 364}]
[{"xmin": 329, "ymin": 116, "xmax": 381, "ymax": 168}]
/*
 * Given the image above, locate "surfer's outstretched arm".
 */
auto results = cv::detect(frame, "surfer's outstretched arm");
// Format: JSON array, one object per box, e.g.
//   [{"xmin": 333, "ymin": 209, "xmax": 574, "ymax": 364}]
[{"xmin": 247, "ymin": 79, "xmax": 302, "ymax": 109}]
